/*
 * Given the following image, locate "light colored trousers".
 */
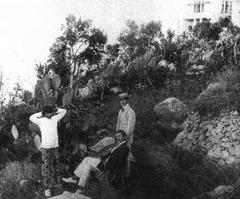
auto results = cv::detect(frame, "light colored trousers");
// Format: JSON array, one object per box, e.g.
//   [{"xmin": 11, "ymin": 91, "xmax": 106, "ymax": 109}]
[{"xmin": 74, "ymin": 157, "xmax": 101, "ymax": 187}]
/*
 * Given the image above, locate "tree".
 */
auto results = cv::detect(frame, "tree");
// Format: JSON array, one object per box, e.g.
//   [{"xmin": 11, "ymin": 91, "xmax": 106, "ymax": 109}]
[
  {"xmin": 46, "ymin": 15, "xmax": 107, "ymax": 86},
  {"xmin": 118, "ymin": 20, "xmax": 162, "ymax": 61},
  {"xmin": 105, "ymin": 43, "xmax": 120, "ymax": 60}
]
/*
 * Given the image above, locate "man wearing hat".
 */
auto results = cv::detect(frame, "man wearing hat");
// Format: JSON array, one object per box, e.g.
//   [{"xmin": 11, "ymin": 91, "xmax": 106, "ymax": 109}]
[{"xmin": 116, "ymin": 93, "xmax": 136, "ymax": 176}]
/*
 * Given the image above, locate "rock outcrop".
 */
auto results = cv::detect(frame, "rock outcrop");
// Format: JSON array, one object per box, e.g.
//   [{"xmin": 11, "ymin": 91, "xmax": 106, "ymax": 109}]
[
  {"xmin": 174, "ymin": 110, "xmax": 240, "ymax": 166},
  {"xmin": 154, "ymin": 97, "xmax": 189, "ymax": 131}
]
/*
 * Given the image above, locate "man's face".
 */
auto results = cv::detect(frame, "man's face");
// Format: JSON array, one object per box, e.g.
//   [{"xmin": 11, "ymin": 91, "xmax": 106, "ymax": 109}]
[
  {"xmin": 115, "ymin": 133, "xmax": 124, "ymax": 144},
  {"xmin": 120, "ymin": 99, "xmax": 127, "ymax": 107},
  {"xmin": 45, "ymin": 113, "xmax": 52, "ymax": 119}
]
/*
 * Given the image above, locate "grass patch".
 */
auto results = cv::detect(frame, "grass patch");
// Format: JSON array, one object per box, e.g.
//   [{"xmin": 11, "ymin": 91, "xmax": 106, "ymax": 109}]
[{"xmin": 0, "ymin": 161, "xmax": 42, "ymax": 199}]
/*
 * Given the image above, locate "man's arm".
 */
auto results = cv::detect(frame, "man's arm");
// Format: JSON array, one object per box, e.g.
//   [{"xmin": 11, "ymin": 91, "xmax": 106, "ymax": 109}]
[
  {"xmin": 52, "ymin": 108, "xmax": 67, "ymax": 121},
  {"xmin": 116, "ymin": 111, "xmax": 120, "ymax": 131},
  {"xmin": 29, "ymin": 112, "xmax": 42, "ymax": 126}
]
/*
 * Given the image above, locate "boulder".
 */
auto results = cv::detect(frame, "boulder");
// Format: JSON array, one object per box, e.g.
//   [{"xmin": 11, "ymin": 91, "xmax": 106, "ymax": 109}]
[
  {"xmin": 49, "ymin": 191, "xmax": 90, "ymax": 199},
  {"xmin": 154, "ymin": 97, "xmax": 189, "ymax": 131},
  {"xmin": 154, "ymin": 98, "xmax": 189, "ymax": 121},
  {"xmin": 193, "ymin": 185, "xmax": 234, "ymax": 199}
]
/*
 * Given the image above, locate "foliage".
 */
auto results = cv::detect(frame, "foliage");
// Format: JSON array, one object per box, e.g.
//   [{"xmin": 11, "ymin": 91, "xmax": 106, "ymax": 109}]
[
  {"xmin": 2, "ymin": 79, "xmax": 34, "ymax": 108},
  {"xmin": 192, "ymin": 82, "xmax": 229, "ymax": 116},
  {"xmin": 0, "ymin": 161, "xmax": 42, "ymax": 199},
  {"xmin": 130, "ymin": 140, "xmax": 239, "ymax": 199},
  {"xmin": 217, "ymin": 69, "xmax": 240, "ymax": 112},
  {"xmin": 2, "ymin": 103, "xmax": 36, "ymax": 125},
  {"xmin": 33, "ymin": 16, "xmax": 240, "ymax": 104},
  {"xmin": 191, "ymin": 68, "xmax": 240, "ymax": 116},
  {"xmin": 36, "ymin": 15, "xmax": 108, "ymax": 87},
  {"xmin": 118, "ymin": 20, "xmax": 162, "ymax": 62},
  {"xmin": 193, "ymin": 21, "xmax": 221, "ymax": 40}
]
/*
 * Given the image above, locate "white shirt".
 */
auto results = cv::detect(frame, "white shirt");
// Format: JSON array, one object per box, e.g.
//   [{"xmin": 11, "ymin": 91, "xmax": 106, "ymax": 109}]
[
  {"xmin": 29, "ymin": 108, "xmax": 67, "ymax": 149},
  {"xmin": 116, "ymin": 104, "xmax": 136, "ymax": 144}
]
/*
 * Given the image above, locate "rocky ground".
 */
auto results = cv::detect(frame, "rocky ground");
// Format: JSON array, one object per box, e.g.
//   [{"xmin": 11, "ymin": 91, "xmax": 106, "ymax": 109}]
[
  {"xmin": 1, "ymin": 92, "xmax": 240, "ymax": 199},
  {"xmin": 174, "ymin": 108, "xmax": 240, "ymax": 167}
]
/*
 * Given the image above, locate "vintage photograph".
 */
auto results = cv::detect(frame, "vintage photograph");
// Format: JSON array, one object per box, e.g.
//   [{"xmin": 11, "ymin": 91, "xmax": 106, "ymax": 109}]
[{"xmin": 0, "ymin": 0, "xmax": 240, "ymax": 198}]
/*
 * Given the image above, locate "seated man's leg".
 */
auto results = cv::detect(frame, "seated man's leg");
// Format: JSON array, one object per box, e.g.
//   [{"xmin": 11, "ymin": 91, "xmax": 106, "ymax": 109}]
[{"xmin": 74, "ymin": 157, "xmax": 101, "ymax": 187}]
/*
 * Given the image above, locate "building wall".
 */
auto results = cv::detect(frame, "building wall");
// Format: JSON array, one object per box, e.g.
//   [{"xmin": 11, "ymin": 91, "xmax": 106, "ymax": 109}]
[
  {"xmin": 184, "ymin": 0, "xmax": 240, "ymax": 30},
  {"xmin": 232, "ymin": 0, "xmax": 240, "ymax": 26}
]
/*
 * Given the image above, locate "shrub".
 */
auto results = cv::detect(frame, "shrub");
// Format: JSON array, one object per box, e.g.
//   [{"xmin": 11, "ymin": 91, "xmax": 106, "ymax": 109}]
[
  {"xmin": 130, "ymin": 140, "xmax": 239, "ymax": 199},
  {"xmin": 192, "ymin": 82, "xmax": 229, "ymax": 116},
  {"xmin": 0, "ymin": 161, "xmax": 41, "ymax": 199}
]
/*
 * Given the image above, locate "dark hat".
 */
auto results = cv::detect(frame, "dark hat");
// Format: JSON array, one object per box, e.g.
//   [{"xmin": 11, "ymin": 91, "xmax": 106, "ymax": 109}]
[{"xmin": 118, "ymin": 93, "xmax": 129, "ymax": 100}]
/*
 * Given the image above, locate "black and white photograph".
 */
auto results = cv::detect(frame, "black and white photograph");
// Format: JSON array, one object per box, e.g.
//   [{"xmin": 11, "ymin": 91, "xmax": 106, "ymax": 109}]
[{"xmin": 0, "ymin": 0, "xmax": 240, "ymax": 198}]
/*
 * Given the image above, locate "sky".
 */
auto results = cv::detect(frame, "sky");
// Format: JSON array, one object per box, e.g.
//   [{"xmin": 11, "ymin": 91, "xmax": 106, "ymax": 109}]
[{"xmin": 0, "ymin": 0, "xmax": 187, "ymax": 93}]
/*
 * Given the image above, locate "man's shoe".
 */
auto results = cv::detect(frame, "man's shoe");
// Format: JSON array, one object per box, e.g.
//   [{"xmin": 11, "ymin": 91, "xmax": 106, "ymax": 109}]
[
  {"xmin": 44, "ymin": 189, "xmax": 51, "ymax": 198},
  {"xmin": 62, "ymin": 177, "xmax": 78, "ymax": 184}
]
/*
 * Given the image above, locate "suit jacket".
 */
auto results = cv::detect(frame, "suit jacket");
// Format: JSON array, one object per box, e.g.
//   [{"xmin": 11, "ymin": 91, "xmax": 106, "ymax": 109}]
[
  {"xmin": 116, "ymin": 104, "xmax": 136, "ymax": 144},
  {"xmin": 97, "ymin": 141, "xmax": 129, "ymax": 172}
]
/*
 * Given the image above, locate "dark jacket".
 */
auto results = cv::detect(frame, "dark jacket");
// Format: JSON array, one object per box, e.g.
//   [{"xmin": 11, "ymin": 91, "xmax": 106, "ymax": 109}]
[{"xmin": 97, "ymin": 141, "xmax": 129, "ymax": 172}]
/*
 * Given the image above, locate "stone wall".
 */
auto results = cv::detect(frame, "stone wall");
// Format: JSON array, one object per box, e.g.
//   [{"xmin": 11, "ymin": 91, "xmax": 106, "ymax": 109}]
[{"xmin": 174, "ymin": 110, "xmax": 240, "ymax": 166}]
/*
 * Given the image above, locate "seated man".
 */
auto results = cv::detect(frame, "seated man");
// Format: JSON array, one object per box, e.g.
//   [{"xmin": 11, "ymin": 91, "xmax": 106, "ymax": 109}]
[{"xmin": 62, "ymin": 130, "xmax": 129, "ymax": 191}]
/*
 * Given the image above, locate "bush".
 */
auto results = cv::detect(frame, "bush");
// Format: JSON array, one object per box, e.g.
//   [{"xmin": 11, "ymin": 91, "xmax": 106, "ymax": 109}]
[
  {"xmin": 0, "ymin": 161, "xmax": 42, "ymax": 199},
  {"xmin": 130, "ymin": 140, "xmax": 239, "ymax": 199},
  {"xmin": 192, "ymin": 69, "xmax": 240, "ymax": 116},
  {"xmin": 192, "ymin": 82, "xmax": 229, "ymax": 116}
]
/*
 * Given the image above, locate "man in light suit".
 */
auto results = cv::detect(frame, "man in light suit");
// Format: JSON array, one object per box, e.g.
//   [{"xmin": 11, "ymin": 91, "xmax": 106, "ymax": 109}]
[{"xmin": 116, "ymin": 93, "xmax": 136, "ymax": 176}]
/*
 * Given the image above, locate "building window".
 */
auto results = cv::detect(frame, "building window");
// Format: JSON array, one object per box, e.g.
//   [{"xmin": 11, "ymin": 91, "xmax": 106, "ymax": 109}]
[
  {"xmin": 201, "ymin": 3, "xmax": 204, "ymax": 12},
  {"xmin": 222, "ymin": 1, "xmax": 232, "ymax": 13},
  {"xmin": 197, "ymin": 3, "xmax": 201, "ymax": 12},
  {"xmin": 194, "ymin": 1, "xmax": 204, "ymax": 13}
]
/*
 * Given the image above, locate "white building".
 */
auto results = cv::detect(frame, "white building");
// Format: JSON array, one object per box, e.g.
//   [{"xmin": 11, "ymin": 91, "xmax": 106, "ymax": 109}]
[{"xmin": 184, "ymin": 0, "xmax": 240, "ymax": 29}]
